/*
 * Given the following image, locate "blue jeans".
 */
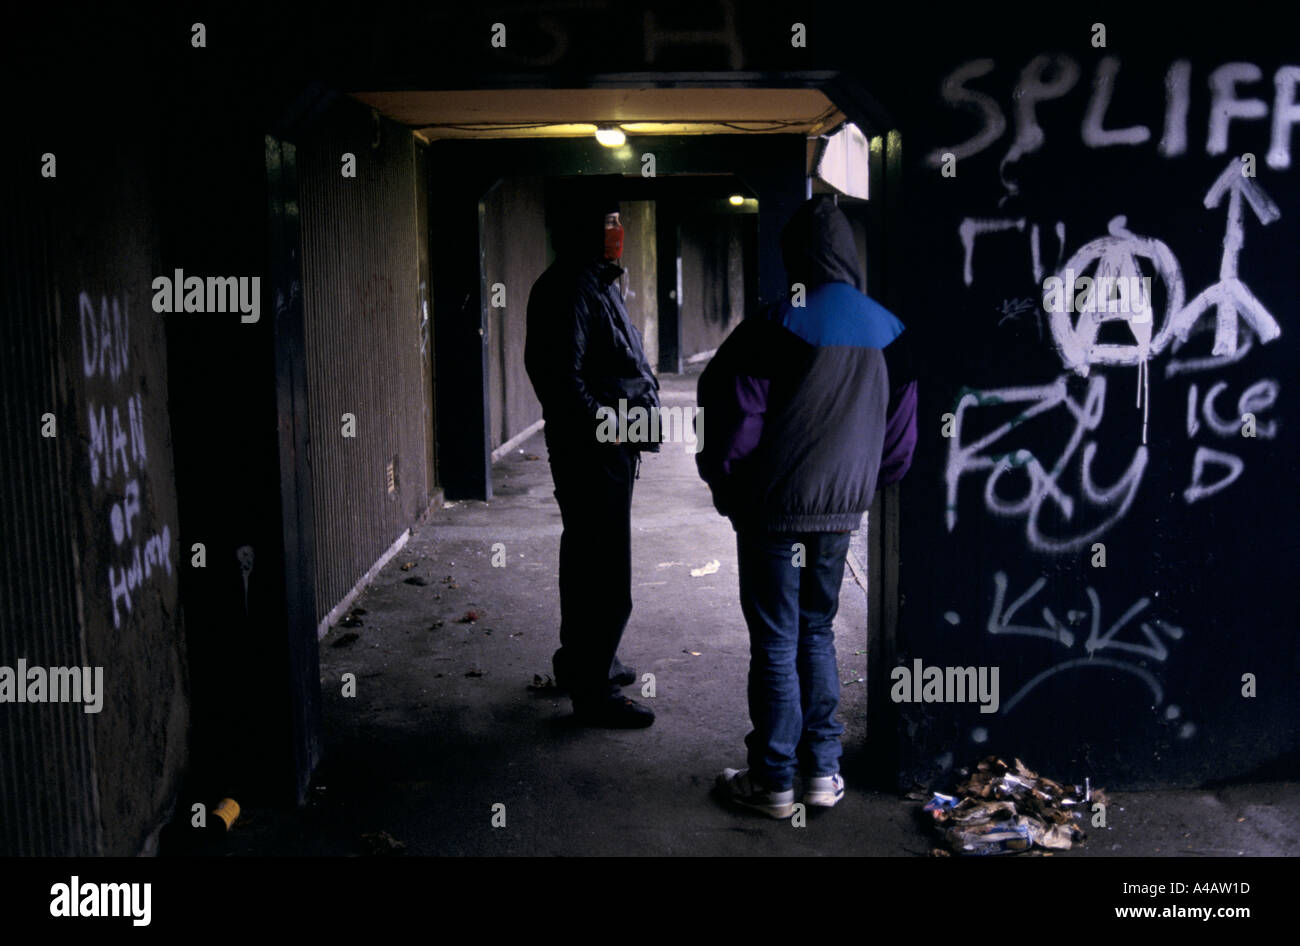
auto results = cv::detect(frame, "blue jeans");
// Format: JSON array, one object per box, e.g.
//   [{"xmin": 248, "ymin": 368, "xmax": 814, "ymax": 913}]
[{"xmin": 736, "ymin": 530, "xmax": 852, "ymax": 791}]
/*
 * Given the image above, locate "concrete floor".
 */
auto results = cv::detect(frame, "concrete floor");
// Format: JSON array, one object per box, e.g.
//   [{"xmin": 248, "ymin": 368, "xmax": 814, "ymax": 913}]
[{"xmin": 220, "ymin": 369, "xmax": 1300, "ymax": 856}]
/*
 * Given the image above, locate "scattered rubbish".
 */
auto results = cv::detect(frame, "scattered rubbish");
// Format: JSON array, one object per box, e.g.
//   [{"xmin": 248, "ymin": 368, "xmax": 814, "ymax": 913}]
[
  {"xmin": 403, "ymin": 576, "xmax": 429, "ymax": 586},
  {"xmin": 400, "ymin": 561, "xmax": 417, "ymax": 571},
  {"xmin": 690, "ymin": 559, "xmax": 721, "ymax": 577},
  {"xmin": 441, "ymin": 576, "xmax": 458, "ymax": 588},
  {"xmin": 842, "ymin": 677, "xmax": 865, "ymax": 686},
  {"xmin": 443, "ymin": 502, "xmax": 458, "ymax": 510},
  {"xmin": 360, "ymin": 831, "xmax": 406, "ymax": 856},
  {"xmin": 529, "ymin": 674, "xmax": 555, "ymax": 690},
  {"xmin": 657, "ymin": 561, "xmax": 682, "ymax": 569},
  {"xmin": 923, "ymin": 757, "xmax": 1102, "ymax": 856},
  {"xmin": 331, "ymin": 632, "xmax": 360, "ymax": 648},
  {"xmin": 465, "ymin": 668, "xmax": 485, "ymax": 678},
  {"xmin": 525, "ymin": 454, "xmax": 540, "ymax": 461},
  {"xmin": 340, "ymin": 613, "xmax": 364, "ymax": 628},
  {"xmin": 428, "ymin": 621, "xmax": 444, "ymax": 630},
  {"xmin": 508, "ymin": 631, "xmax": 525, "ymax": 638},
  {"xmin": 684, "ymin": 650, "xmax": 701, "ymax": 657},
  {"xmin": 854, "ymin": 650, "xmax": 867, "ymax": 656},
  {"xmin": 458, "ymin": 610, "xmax": 480, "ymax": 624}
]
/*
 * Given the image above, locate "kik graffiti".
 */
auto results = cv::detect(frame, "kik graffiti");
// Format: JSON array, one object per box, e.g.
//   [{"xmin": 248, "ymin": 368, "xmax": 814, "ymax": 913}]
[{"xmin": 980, "ymin": 571, "xmax": 1192, "ymax": 737}]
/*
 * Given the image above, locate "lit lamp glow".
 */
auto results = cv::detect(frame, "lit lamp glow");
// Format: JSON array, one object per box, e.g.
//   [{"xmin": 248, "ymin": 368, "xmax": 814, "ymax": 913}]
[
  {"xmin": 595, "ymin": 126, "xmax": 626, "ymax": 147},
  {"xmin": 728, "ymin": 194, "xmax": 745, "ymax": 206}
]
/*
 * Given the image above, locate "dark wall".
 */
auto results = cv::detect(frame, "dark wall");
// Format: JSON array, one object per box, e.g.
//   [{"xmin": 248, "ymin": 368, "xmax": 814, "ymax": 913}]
[
  {"xmin": 894, "ymin": 43, "xmax": 1300, "ymax": 788},
  {"xmin": 162, "ymin": 85, "xmax": 322, "ymax": 807},
  {"xmin": 483, "ymin": 177, "xmax": 547, "ymax": 451},
  {"xmin": 1, "ymin": 112, "xmax": 188, "ymax": 855},
  {"xmin": 296, "ymin": 101, "xmax": 433, "ymax": 626},
  {"xmin": 681, "ymin": 212, "xmax": 747, "ymax": 358}
]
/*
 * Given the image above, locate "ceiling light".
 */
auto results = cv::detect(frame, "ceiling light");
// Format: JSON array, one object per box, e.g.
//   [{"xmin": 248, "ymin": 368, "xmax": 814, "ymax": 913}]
[{"xmin": 595, "ymin": 126, "xmax": 626, "ymax": 147}]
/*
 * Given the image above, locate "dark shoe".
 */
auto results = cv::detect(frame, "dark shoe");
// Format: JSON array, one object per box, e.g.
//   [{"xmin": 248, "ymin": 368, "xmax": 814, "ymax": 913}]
[{"xmin": 573, "ymin": 695, "xmax": 655, "ymax": 729}]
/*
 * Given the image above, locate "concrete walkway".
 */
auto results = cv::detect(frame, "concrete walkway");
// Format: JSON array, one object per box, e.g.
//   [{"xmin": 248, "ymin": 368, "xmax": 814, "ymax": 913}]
[{"xmin": 222, "ymin": 368, "xmax": 1300, "ymax": 856}]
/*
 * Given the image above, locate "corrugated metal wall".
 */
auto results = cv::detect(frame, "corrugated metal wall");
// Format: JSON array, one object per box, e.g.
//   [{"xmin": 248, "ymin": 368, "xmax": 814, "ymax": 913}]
[
  {"xmin": 0, "ymin": 163, "xmax": 99, "ymax": 857},
  {"xmin": 1, "ymin": 122, "xmax": 188, "ymax": 855},
  {"xmin": 298, "ymin": 103, "xmax": 432, "ymax": 626},
  {"xmin": 483, "ymin": 177, "xmax": 547, "ymax": 451}
]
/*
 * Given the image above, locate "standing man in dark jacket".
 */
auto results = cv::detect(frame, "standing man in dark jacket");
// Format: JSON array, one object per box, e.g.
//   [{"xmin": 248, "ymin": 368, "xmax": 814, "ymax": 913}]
[
  {"xmin": 697, "ymin": 195, "xmax": 917, "ymax": 815},
  {"xmin": 525, "ymin": 180, "xmax": 661, "ymax": 728}
]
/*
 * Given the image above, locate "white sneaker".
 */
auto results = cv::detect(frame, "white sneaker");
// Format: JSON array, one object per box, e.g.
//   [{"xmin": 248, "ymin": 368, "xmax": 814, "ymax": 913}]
[
  {"xmin": 804, "ymin": 773, "xmax": 845, "ymax": 807},
  {"xmin": 715, "ymin": 768, "xmax": 796, "ymax": 819}
]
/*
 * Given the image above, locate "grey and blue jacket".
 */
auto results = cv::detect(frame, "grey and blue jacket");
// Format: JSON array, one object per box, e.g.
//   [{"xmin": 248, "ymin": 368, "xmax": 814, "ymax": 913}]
[{"xmin": 695, "ymin": 196, "xmax": 917, "ymax": 532}]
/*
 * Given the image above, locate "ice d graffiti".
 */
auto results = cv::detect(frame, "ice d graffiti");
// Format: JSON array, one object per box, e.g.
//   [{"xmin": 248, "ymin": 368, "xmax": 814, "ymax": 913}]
[
  {"xmin": 0, "ymin": 660, "xmax": 104, "ymax": 714},
  {"xmin": 1041, "ymin": 272, "xmax": 1152, "ymax": 320},
  {"xmin": 595, "ymin": 399, "xmax": 704, "ymax": 453},
  {"xmin": 151, "ymin": 270, "xmax": 260, "ymax": 323}
]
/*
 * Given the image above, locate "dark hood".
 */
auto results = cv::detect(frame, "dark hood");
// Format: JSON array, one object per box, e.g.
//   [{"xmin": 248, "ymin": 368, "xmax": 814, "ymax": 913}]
[
  {"xmin": 547, "ymin": 178, "xmax": 620, "ymax": 260},
  {"xmin": 780, "ymin": 195, "xmax": 862, "ymax": 291}
]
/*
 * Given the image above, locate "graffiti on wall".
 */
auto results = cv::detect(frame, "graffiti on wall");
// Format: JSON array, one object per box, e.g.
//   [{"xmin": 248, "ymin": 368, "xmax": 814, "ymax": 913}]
[
  {"xmin": 925, "ymin": 56, "xmax": 1300, "ymax": 197},
  {"xmin": 948, "ymin": 162, "xmax": 1282, "ymax": 540},
  {"xmin": 932, "ymin": 54, "xmax": 1292, "ymax": 744},
  {"xmin": 943, "ymin": 570, "xmax": 1193, "ymax": 738},
  {"xmin": 80, "ymin": 291, "xmax": 176, "ymax": 628}
]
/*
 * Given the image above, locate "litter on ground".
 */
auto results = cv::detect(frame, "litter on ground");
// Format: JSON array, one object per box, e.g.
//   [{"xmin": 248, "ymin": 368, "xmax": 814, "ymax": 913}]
[{"xmin": 922, "ymin": 757, "xmax": 1106, "ymax": 856}]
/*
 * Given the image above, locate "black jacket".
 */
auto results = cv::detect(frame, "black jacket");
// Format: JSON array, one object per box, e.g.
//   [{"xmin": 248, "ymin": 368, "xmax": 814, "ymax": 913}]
[{"xmin": 525, "ymin": 254, "xmax": 660, "ymax": 451}]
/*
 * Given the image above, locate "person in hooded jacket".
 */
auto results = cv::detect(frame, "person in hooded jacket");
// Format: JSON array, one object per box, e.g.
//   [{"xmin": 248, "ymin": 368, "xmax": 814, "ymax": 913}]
[
  {"xmin": 525, "ymin": 180, "xmax": 661, "ymax": 728},
  {"xmin": 696, "ymin": 195, "xmax": 918, "ymax": 816}
]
